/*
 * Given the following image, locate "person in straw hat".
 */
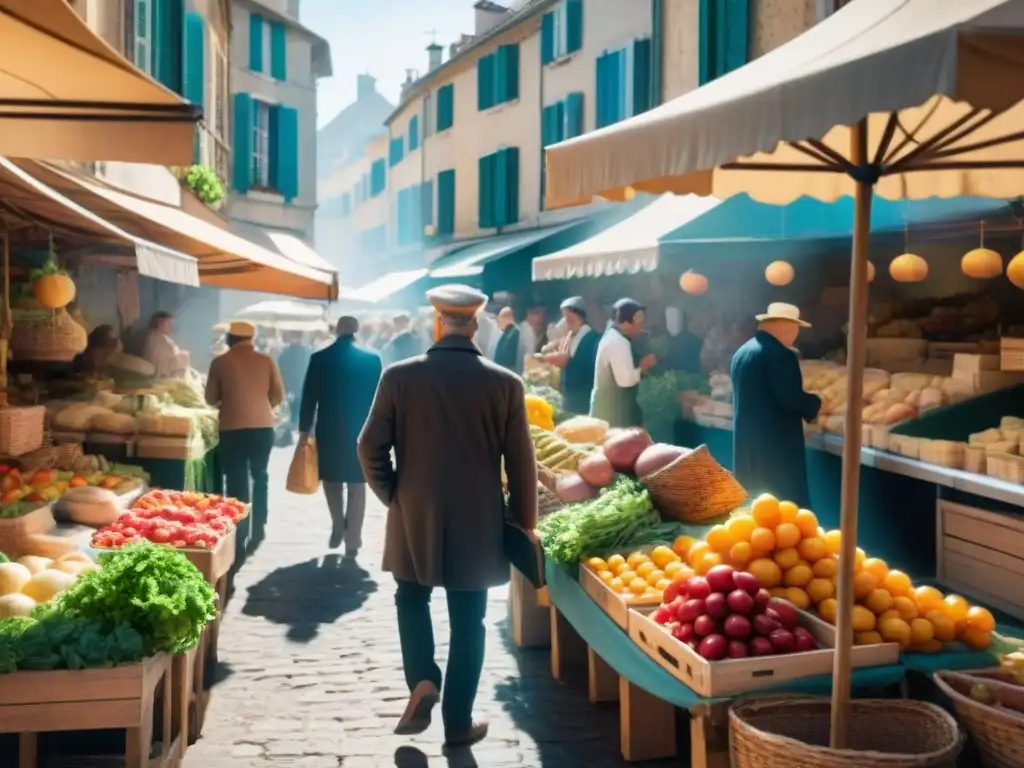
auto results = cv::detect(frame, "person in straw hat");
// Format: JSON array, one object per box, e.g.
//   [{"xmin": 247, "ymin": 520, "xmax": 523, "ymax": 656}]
[
  {"xmin": 730, "ymin": 302, "xmax": 822, "ymax": 508},
  {"xmin": 206, "ymin": 321, "xmax": 285, "ymax": 556},
  {"xmin": 358, "ymin": 284, "xmax": 537, "ymax": 748}
]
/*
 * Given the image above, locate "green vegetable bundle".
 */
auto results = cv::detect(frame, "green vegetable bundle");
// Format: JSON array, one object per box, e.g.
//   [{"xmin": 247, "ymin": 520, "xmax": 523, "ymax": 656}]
[
  {"xmin": 638, "ymin": 371, "xmax": 684, "ymax": 443},
  {"xmin": 538, "ymin": 478, "xmax": 660, "ymax": 566},
  {"xmin": 0, "ymin": 615, "xmax": 145, "ymax": 674}
]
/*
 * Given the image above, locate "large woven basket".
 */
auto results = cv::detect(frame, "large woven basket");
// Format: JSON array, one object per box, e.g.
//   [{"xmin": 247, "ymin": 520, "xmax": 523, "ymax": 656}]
[
  {"xmin": 0, "ymin": 406, "xmax": 46, "ymax": 457},
  {"xmin": 933, "ymin": 669, "xmax": 1024, "ymax": 768},
  {"xmin": 641, "ymin": 444, "xmax": 747, "ymax": 522},
  {"xmin": 730, "ymin": 697, "xmax": 963, "ymax": 768},
  {"xmin": 9, "ymin": 308, "xmax": 87, "ymax": 362}
]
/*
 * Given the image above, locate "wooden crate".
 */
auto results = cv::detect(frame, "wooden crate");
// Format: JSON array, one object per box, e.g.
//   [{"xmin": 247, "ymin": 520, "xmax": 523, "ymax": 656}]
[
  {"xmin": 937, "ymin": 499, "xmax": 1024, "ymax": 622},
  {"xmin": 1000, "ymin": 337, "xmax": 1024, "ymax": 372},
  {"xmin": 627, "ymin": 606, "xmax": 897, "ymax": 698},
  {"xmin": 0, "ymin": 654, "xmax": 178, "ymax": 768},
  {"xmin": 508, "ymin": 566, "xmax": 550, "ymax": 648},
  {"xmin": 0, "ymin": 504, "xmax": 54, "ymax": 537},
  {"xmin": 578, "ymin": 565, "xmax": 661, "ymax": 630},
  {"xmin": 179, "ymin": 530, "xmax": 235, "ymax": 587},
  {"xmin": 135, "ymin": 436, "xmax": 206, "ymax": 461}
]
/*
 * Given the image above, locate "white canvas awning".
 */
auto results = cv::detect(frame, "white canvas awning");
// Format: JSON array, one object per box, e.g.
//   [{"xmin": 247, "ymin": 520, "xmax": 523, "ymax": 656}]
[
  {"xmin": 428, "ymin": 222, "xmax": 580, "ymax": 279},
  {"xmin": 531, "ymin": 193, "xmax": 721, "ymax": 280},
  {"xmin": 354, "ymin": 269, "xmax": 428, "ymax": 304}
]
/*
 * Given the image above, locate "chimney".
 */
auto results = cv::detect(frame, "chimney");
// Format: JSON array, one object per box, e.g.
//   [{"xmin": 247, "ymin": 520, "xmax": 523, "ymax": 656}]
[
  {"xmin": 474, "ymin": 0, "xmax": 508, "ymax": 36},
  {"xmin": 399, "ymin": 69, "xmax": 417, "ymax": 100},
  {"xmin": 427, "ymin": 42, "xmax": 443, "ymax": 71},
  {"xmin": 449, "ymin": 42, "xmax": 460, "ymax": 58},
  {"xmin": 357, "ymin": 74, "xmax": 377, "ymax": 101}
]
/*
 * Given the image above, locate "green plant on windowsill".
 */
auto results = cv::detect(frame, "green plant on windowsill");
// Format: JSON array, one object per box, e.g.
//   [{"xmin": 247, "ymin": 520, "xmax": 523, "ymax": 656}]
[{"xmin": 184, "ymin": 164, "xmax": 225, "ymax": 206}]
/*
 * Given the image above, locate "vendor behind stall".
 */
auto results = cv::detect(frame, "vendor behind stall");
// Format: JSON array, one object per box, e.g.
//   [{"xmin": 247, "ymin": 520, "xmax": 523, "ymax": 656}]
[
  {"xmin": 731, "ymin": 303, "xmax": 822, "ymax": 508},
  {"xmin": 72, "ymin": 324, "xmax": 120, "ymax": 374},
  {"xmin": 142, "ymin": 311, "xmax": 189, "ymax": 378},
  {"xmin": 591, "ymin": 299, "xmax": 657, "ymax": 427},
  {"xmin": 493, "ymin": 307, "xmax": 521, "ymax": 371},
  {"xmin": 545, "ymin": 297, "xmax": 599, "ymax": 415}
]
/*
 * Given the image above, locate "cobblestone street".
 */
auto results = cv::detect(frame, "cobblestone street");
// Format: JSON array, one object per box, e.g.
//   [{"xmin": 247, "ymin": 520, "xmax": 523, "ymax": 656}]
[{"xmin": 184, "ymin": 447, "xmax": 676, "ymax": 767}]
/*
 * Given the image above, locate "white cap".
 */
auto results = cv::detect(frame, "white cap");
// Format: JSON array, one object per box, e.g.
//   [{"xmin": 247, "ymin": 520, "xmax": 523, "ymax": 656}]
[{"xmin": 755, "ymin": 302, "xmax": 810, "ymax": 328}]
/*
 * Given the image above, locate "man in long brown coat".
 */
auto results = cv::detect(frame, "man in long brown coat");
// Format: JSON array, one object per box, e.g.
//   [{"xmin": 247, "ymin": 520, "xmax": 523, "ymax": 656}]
[{"xmin": 358, "ymin": 284, "xmax": 537, "ymax": 749}]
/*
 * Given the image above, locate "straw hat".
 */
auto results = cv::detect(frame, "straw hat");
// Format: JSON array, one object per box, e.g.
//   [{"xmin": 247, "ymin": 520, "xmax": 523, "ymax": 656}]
[
  {"xmin": 755, "ymin": 302, "xmax": 810, "ymax": 328},
  {"xmin": 228, "ymin": 320, "xmax": 257, "ymax": 338},
  {"xmin": 426, "ymin": 284, "xmax": 488, "ymax": 316}
]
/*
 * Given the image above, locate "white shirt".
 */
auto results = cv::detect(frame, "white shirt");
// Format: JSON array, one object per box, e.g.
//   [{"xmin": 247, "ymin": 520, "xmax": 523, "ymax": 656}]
[
  {"xmin": 567, "ymin": 325, "xmax": 592, "ymax": 356},
  {"xmin": 595, "ymin": 329, "xmax": 640, "ymax": 388},
  {"xmin": 519, "ymin": 321, "xmax": 537, "ymax": 360}
]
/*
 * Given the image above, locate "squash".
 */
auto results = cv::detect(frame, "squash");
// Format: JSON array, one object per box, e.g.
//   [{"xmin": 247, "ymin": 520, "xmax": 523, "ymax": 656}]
[
  {"xmin": 16, "ymin": 555, "xmax": 52, "ymax": 574},
  {"xmin": 33, "ymin": 272, "xmax": 76, "ymax": 309},
  {"xmin": 20, "ymin": 568, "xmax": 75, "ymax": 603},
  {"xmin": 0, "ymin": 562, "xmax": 31, "ymax": 595},
  {"xmin": 0, "ymin": 593, "xmax": 35, "ymax": 618}
]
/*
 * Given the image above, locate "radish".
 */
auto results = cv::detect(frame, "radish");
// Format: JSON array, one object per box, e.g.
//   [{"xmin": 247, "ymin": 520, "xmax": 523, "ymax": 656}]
[
  {"xmin": 684, "ymin": 576, "xmax": 711, "ymax": 601},
  {"xmin": 704, "ymin": 592, "xmax": 728, "ymax": 618},
  {"xmin": 733, "ymin": 571, "xmax": 761, "ymax": 596},
  {"xmin": 727, "ymin": 589, "xmax": 755, "ymax": 615},
  {"xmin": 674, "ymin": 622, "xmax": 695, "ymax": 643},
  {"xmin": 769, "ymin": 628, "xmax": 795, "ymax": 653},
  {"xmin": 750, "ymin": 636, "xmax": 775, "ymax": 656},
  {"xmin": 754, "ymin": 588, "xmax": 772, "ymax": 611},
  {"xmin": 705, "ymin": 565, "xmax": 736, "ymax": 594},
  {"xmin": 728, "ymin": 640, "xmax": 750, "ymax": 658},
  {"xmin": 724, "ymin": 614, "xmax": 752, "ymax": 639},
  {"xmin": 753, "ymin": 613, "xmax": 781, "ymax": 637},
  {"xmin": 698, "ymin": 634, "xmax": 728, "ymax": 661},
  {"xmin": 793, "ymin": 627, "xmax": 817, "ymax": 652},
  {"xmin": 768, "ymin": 598, "xmax": 799, "ymax": 630},
  {"xmin": 677, "ymin": 598, "xmax": 706, "ymax": 623},
  {"xmin": 693, "ymin": 615, "xmax": 718, "ymax": 637}
]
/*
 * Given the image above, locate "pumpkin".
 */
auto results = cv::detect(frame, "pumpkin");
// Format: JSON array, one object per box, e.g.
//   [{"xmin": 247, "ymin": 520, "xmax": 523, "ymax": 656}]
[
  {"xmin": 1007, "ymin": 251, "xmax": 1024, "ymax": 288},
  {"xmin": 889, "ymin": 253, "xmax": 928, "ymax": 283},
  {"xmin": 33, "ymin": 272, "xmax": 76, "ymax": 309},
  {"xmin": 679, "ymin": 270, "xmax": 708, "ymax": 295},
  {"xmin": 765, "ymin": 260, "xmax": 795, "ymax": 286},
  {"xmin": 961, "ymin": 248, "xmax": 1002, "ymax": 279},
  {"xmin": 866, "ymin": 260, "xmax": 876, "ymax": 282}
]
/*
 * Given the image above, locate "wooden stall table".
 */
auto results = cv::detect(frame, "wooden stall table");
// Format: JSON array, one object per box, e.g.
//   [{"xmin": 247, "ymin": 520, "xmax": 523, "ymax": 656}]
[{"xmin": 508, "ymin": 566, "xmax": 551, "ymax": 648}]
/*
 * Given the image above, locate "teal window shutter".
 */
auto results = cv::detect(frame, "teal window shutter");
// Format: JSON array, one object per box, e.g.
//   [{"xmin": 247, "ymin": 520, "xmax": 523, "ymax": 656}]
[
  {"xmin": 249, "ymin": 13, "xmax": 263, "ymax": 72},
  {"xmin": 565, "ymin": 0, "xmax": 583, "ymax": 55},
  {"xmin": 723, "ymin": 0, "xmax": 749, "ymax": 73},
  {"xmin": 370, "ymin": 159, "xmax": 386, "ymax": 196},
  {"xmin": 541, "ymin": 12, "xmax": 555, "ymax": 64},
  {"xmin": 437, "ymin": 169, "xmax": 455, "ymax": 235},
  {"xmin": 504, "ymin": 147, "xmax": 519, "ymax": 224},
  {"xmin": 478, "ymin": 153, "xmax": 495, "ymax": 228},
  {"xmin": 564, "ymin": 92, "xmax": 584, "ymax": 138},
  {"xmin": 421, "ymin": 180, "xmax": 434, "ymax": 230},
  {"xmin": 541, "ymin": 104, "xmax": 558, "ymax": 147},
  {"xmin": 183, "ymin": 12, "xmax": 205, "ymax": 108},
  {"xmin": 270, "ymin": 21, "xmax": 287, "ymax": 80},
  {"xmin": 133, "ymin": 0, "xmax": 152, "ymax": 72},
  {"xmin": 389, "ymin": 137, "xmax": 404, "ymax": 166},
  {"xmin": 632, "ymin": 39, "xmax": 653, "ymax": 116},
  {"xmin": 437, "ymin": 84, "xmax": 454, "ymax": 131},
  {"xmin": 274, "ymin": 105, "xmax": 299, "ymax": 200},
  {"xmin": 409, "ymin": 116, "xmax": 420, "ymax": 151},
  {"xmin": 595, "ymin": 53, "xmax": 611, "ymax": 128},
  {"xmin": 494, "ymin": 149, "xmax": 508, "ymax": 226},
  {"xmin": 396, "ymin": 188, "xmax": 410, "ymax": 245},
  {"xmin": 153, "ymin": 0, "xmax": 183, "ymax": 94},
  {"xmin": 494, "ymin": 49, "xmax": 507, "ymax": 104},
  {"xmin": 477, "ymin": 54, "xmax": 495, "ymax": 110},
  {"xmin": 232, "ymin": 93, "xmax": 253, "ymax": 192},
  {"xmin": 495, "ymin": 44, "xmax": 519, "ymax": 103}
]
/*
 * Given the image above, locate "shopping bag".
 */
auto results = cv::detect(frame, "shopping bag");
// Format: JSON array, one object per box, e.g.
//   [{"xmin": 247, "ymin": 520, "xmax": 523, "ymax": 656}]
[
  {"xmin": 504, "ymin": 521, "xmax": 545, "ymax": 589},
  {"xmin": 286, "ymin": 438, "xmax": 319, "ymax": 494}
]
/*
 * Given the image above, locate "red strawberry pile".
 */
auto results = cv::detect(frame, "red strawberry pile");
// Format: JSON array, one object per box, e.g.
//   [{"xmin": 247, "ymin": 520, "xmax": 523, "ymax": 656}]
[
  {"xmin": 652, "ymin": 564, "xmax": 818, "ymax": 660},
  {"xmin": 91, "ymin": 491, "xmax": 247, "ymax": 550}
]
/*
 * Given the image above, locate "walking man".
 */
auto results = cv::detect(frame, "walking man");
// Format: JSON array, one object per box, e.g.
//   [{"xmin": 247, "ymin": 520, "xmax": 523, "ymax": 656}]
[
  {"xmin": 205, "ymin": 321, "xmax": 284, "ymax": 553},
  {"xmin": 277, "ymin": 332, "xmax": 312, "ymax": 429},
  {"xmin": 358, "ymin": 285, "xmax": 537, "ymax": 748},
  {"xmin": 299, "ymin": 316, "xmax": 382, "ymax": 555},
  {"xmin": 492, "ymin": 306, "xmax": 521, "ymax": 371}
]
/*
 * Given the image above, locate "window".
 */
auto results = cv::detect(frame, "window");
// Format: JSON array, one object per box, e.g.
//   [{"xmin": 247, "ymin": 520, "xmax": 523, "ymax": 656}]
[
  {"xmin": 699, "ymin": 0, "xmax": 749, "ymax": 84},
  {"xmin": 477, "ymin": 44, "xmax": 519, "ymax": 111},
  {"xmin": 436, "ymin": 170, "xmax": 456, "ymax": 236},
  {"xmin": 369, "ymin": 159, "xmax": 386, "ymax": 197},
  {"xmin": 270, "ymin": 21, "xmax": 287, "ymax": 80},
  {"xmin": 478, "ymin": 147, "xmax": 519, "ymax": 228},
  {"xmin": 124, "ymin": 0, "xmax": 152, "ymax": 72},
  {"xmin": 409, "ymin": 115, "xmax": 420, "ymax": 152},
  {"xmin": 595, "ymin": 40, "xmax": 653, "ymax": 129},
  {"xmin": 541, "ymin": 0, "xmax": 583, "ymax": 64},
  {"xmin": 389, "ymin": 137, "xmax": 404, "ymax": 166},
  {"xmin": 232, "ymin": 93, "xmax": 299, "ymax": 199},
  {"xmin": 249, "ymin": 13, "xmax": 263, "ymax": 72},
  {"xmin": 251, "ymin": 100, "xmax": 272, "ymax": 188},
  {"xmin": 436, "ymin": 84, "xmax": 454, "ymax": 132},
  {"xmin": 542, "ymin": 92, "xmax": 584, "ymax": 148}
]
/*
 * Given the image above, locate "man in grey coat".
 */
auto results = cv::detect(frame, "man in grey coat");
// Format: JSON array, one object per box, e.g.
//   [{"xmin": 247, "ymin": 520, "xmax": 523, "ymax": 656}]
[{"xmin": 358, "ymin": 284, "xmax": 537, "ymax": 749}]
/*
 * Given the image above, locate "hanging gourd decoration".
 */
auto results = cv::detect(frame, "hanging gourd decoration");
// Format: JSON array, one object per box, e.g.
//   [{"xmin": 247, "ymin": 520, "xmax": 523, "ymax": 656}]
[
  {"xmin": 866, "ymin": 260, "xmax": 876, "ymax": 283},
  {"xmin": 1007, "ymin": 250, "xmax": 1024, "ymax": 289},
  {"xmin": 679, "ymin": 270, "xmax": 708, "ymax": 295},
  {"xmin": 765, "ymin": 260, "xmax": 795, "ymax": 286},
  {"xmin": 889, "ymin": 253, "xmax": 928, "ymax": 283},
  {"xmin": 962, "ymin": 247, "xmax": 1003, "ymax": 279},
  {"xmin": 32, "ymin": 260, "xmax": 76, "ymax": 309}
]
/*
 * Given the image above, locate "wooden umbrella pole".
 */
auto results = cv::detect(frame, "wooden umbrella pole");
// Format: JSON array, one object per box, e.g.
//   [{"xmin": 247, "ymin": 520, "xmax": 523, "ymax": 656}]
[{"xmin": 830, "ymin": 117, "xmax": 874, "ymax": 748}]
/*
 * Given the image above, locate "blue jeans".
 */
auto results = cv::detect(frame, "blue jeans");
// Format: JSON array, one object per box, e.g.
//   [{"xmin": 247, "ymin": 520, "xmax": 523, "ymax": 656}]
[
  {"xmin": 219, "ymin": 428, "xmax": 274, "ymax": 560},
  {"xmin": 394, "ymin": 580, "xmax": 488, "ymax": 732}
]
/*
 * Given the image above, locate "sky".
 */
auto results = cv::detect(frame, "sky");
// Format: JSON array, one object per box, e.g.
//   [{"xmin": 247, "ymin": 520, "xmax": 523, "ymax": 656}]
[{"xmin": 302, "ymin": 0, "xmax": 477, "ymax": 128}]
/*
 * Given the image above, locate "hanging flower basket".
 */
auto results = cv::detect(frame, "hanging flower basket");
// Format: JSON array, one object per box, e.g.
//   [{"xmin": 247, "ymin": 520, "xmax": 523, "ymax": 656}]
[{"xmin": 31, "ymin": 261, "xmax": 76, "ymax": 309}]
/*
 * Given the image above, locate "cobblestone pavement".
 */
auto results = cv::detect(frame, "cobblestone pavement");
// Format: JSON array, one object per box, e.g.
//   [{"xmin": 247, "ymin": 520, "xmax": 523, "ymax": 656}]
[{"xmin": 183, "ymin": 447, "xmax": 680, "ymax": 768}]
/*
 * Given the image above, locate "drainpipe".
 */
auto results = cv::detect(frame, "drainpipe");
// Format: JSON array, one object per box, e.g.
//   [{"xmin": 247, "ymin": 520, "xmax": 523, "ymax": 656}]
[
  {"xmin": 651, "ymin": 0, "xmax": 663, "ymax": 106},
  {"xmin": 538, "ymin": 35, "xmax": 546, "ymax": 218}
]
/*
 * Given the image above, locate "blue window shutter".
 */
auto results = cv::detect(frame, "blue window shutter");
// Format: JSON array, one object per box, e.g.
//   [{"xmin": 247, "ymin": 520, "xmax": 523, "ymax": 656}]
[
  {"xmin": 270, "ymin": 21, "xmax": 287, "ymax": 80},
  {"xmin": 497, "ymin": 44, "xmax": 519, "ymax": 102},
  {"xmin": 541, "ymin": 104, "xmax": 556, "ymax": 147},
  {"xmin": 478, "ymin": 154, "xmax": 495, "ymax": 228},
  {"xmin": 274, "ymin": 105, "xmax": 299, "ymax": 200},
  {"xmin": 133, "ymin": 0, "xmax": 152, "ymax": 72},
  {"xmin": 494, "ymin": 149, "xmax": 508, "ymax": 226},
  {"xmin": 595, "ymin": 53, "xmax": 610, "ymax": 128},
  {"xmin": 723, "ymin": 0, "xmax": 749, "ymax": 73},
  {"xmin": 370, "ymin": 159, "xmax": 386, "ymax": 196},
  {"xmin": 421, "ymin": 181, "xmax": 434, "ymax": 230},
  {"xmin": 153, "ymin": 0, "xmax": 183, "ymax": 94},
  {"xmin": 504, "ymin": 147, "xmax": 519, "ymax": 224},
  {"xmin": 614, "ymin": 49, "xmax": 627, "ymax": 122},
  {"xmin": 541, "ymin": 12, "xmax": 555, "ymax": 64},
  {"xmin": 437, "ymin": 170, "xmax": 455, "ymax": 235},
  {"xmin": 477, "ymin": 54, "xmax": 494, "ymax": 110},
  {"xmin": 564, "ymin": 92, "xmax": 584, "ymax": 138},
  {"xmin": 409, "ymin": 116, "xmax": 420, "ymax": 151},
  {"xmin": 389, "ymin": 137, "xmax": 404, "ymax": 166},
  {"xmin": 232, "ymin": 93, "xmax": 253, "ymax": 192},
  {"xmin": 437, "ymin": 84, "xmax": 454, "ymax": 131},
  {"xmin": 698, "ymin": 0, "xmax": 713, "ymax": 84},
  {"xmin": 565, "ymin": 0, "xmax": 583, "ymax": 55},
  {"xmin": 183, "ymin": 12, "xmax": 205, "ymax": 108},
  {"xmin": 632, "ymin": 39, "xmax": 653, "ymax": 116},
  {"xmin": 249, "ymin": 13, "xmax": 263, "ymax": 72},
  {"xmin": 494, "ymin": 49, "xmax": 507, "ymax": 104}
]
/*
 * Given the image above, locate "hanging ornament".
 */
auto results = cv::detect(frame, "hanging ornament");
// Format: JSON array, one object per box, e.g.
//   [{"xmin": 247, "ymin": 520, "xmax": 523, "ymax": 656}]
[
  {"xmin": 889, "ymin": 253, "xmax": 928, "ymax": 283},
  {"xmin": 765, "ymin": 260, "xmax": 794, "ymax": 286},
  {"xmin": 1007, "ymin": 252, "xmax": 1024, "ymax": 289},
  {"xmin": 866, "ymin": 260, "xmax": 876, "ymax": 283},
  {"xmin": 961, "ymin": 223, "xmax": 1003, "ymax": 279},
  {"xmin": 32, "ymin": 235, "xmax": 76, "ymax": 310},
  {"xmin": 679, "ymin": 270, "xmax": 708, "ymax": 295}
]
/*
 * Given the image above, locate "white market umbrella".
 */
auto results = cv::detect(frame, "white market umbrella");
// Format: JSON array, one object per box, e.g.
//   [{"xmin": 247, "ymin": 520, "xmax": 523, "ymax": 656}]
[{"xmin": 545, "ymin": 0, "xmax": 1024, "ymax": 745}]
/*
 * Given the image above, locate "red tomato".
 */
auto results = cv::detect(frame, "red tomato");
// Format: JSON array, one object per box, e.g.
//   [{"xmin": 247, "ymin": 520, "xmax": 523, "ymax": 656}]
[{"xmin": 149, "ymin": 528, "xmax": 172, "ymax": 543}]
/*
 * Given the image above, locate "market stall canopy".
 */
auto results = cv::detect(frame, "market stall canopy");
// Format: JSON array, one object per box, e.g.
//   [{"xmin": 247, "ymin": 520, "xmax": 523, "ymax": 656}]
[
  {"xmin": 352, "ymin": 269, "xmax": 429, "ymax": 304},
  {"xmin": 0, "ymin": 158, "xmax": 199, "ymax": 286},
  {"xmin": 428, "ymin": 221, "xmax": 582, "ymax": 279},
  {"xmin": 229, "ymin": 221, "xmax": 338, "ymax": 275},
  {"xmin": 544, "ymin": 0, "xmax": 1024, "ymax": 209},
  {"xmin": 532, "ymin": 193, "xmax": 720, "ymax": 280},
  {"xmin": 16, "ymin": 161, "xmax": 338, "ymax": 300},
  {"xmin": 0, "ymin": 0, "xmax": 200, "ymax": 165},
  {"xmin": 235, "ymin": 299, "xmax": 331, "ymax": 329}
]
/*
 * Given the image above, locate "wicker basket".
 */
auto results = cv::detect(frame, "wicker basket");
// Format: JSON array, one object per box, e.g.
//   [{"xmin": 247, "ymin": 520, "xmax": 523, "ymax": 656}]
[
  {"xmin": 9, "ymin": 308, "xmax": 87, "ymax": 362},
  {"xmin": 933, "ymin": 669, "xmax": 1024, "ymax": 768},
  {"xmin": 538, "ymin": 484, "xmax": 563, "ymax": 516},
  {"xmin": 640, "ymin": 444, "xmax": 747, "ymax": 522},
  {"xmin": 729, "ymin": 697, "xmax": 963, "ymax": 768},
  {"xmin": 0, "ymin": 406, "xmax": 46, "ymax": 457}
]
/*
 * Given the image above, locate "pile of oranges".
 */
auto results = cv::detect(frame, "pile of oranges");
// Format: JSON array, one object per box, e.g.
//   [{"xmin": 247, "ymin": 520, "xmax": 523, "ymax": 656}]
[
  {"xmin": 672, "ymin": 492, "xmax": 995, "ymax": 652},
  {"xmin": 584, "ymin": 544, "xmax": 697, "ymax": 603}
]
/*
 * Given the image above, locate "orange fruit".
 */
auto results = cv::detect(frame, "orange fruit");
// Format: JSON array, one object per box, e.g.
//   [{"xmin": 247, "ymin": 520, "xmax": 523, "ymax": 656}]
[
  {"xmin": 671, "ymin": 565, "xmax": 696, "ymax": 582},
  {"xmin": 861, "ymin": 558, "xmax": 889, "ymax": 582},
  {"xmin": 784, "ymin": 564, "xmax": 814, "ymax": 588},
  {"xmin": 618, "ymin": 569, "xmax": 637, "ymax": 584},
  {"xmin": 705, "ymin": 525, "xmax": 736, "ymax": 553},
  {"xmin": 672, "ymin": 535, "xmax": 696, "ymax": 558},
  {"xmin": 608, "ymin": 577, "xmax": 625, "ymax": 593},
  {"xmin": 650, "ymin": 545, "xmax": 679, "ymax": 569},
  {"xmin": 852, "ymin": 571, "xmax": 879, "ymax": 599},
  {"xmin": 616, "ymin": 562, "xmax": 633, "ymax": 576},
  {"xmin": 687, "ymin": 542, "xmax": 711, "ymax": 567},
  {"xmin": 774, "ymin": 547, "xmax": 801, "ymax": 570},
  {"xmin": 748, "ymin": 557, "xmax": 783, "ymax": 588},
  {"xmin": 823, "ymin": 529, "xmax": 842, "ymax": 556},
  {"xmin": 586, "ymin": 557, "xmax": 609, "ymax": 572},
  {"xmin": 606, "ymin": 554, "xmax": 626, "ymax": 571},
  {"xmin": 883, "ymin": 570, "xmax": 912, "ymax": 597},
  {"xmin": 855, "ymin": 548, "xmax": 867, "ymax": 569},
  {"xmin": 778, "ymin": 500, "xmax": 800, "ymax": 523},
  {"xmin": 812, "ymin": 557, "xmax": 838, "ymax": 578},
  {"xmin": 941, "ymin": 594, "xmax": 969, "ymax": 622},
  {"xmin": 797, "ymin": 537, "xmax": 827, "ymax": 563},
  {"xmin": 627, "ymin": 551, "xmax": 650, "ymax": 569},
  {"xmin": 629, "ymin": 578, "xmax": 649, "ymax": 595},
  {"xmin": 654, "ymin": 578, "xmax": 672, "ymax": 592},
  {"xmin": 646, "ymin": 569, "xmax": 666, "ymax": 586},
  {"xmin": 879, "ymin": 617, "xmax": 912, "ymax": 647},
  {"xmin": 749, "ymin": 527, "xmax": 776, "ymax": 553},
  {"xmin": 925, "ymin": 610, "xmax": 956, "ymax": 643},
  {"xmin": 794, "ymin": 509, "xmax": 819, "ymax": 538},
  {"xmin": 751, "ymin": 493, "xmax": 782, "ymax": 528},
  {"xmin": 960, "ymin": 626, "xmax": 992, "ymax": 650},
  {"xmin": 856, "ymin": 631, "xmax": 883, "ymax": 646},
  {"xmin": 864, "ymin": 588, "xmax": 894, "ymax": 615},
  {"xmin": 818, "ymin": 598, "xmax": 838, "ymax": 624},
  {"xmin": 852, "ymin": 605, "xmax": 876, "ymax": 632},
  {"xmin": 785, "ymin": 587, "xmax": 811, "ymax": 610},
  {"xmin": 878, "ymin": 609, "xmax": 902, "ymax": 624},
  {"xmin": 892, "ymin": 596, "xmax": 919, "ymax": 622},
  {"xmin": 807, "ymin": 578, "xmax": 834, "ymax": 604},
  {"xmin": 726, "ymin": 515, "xmax": 756, "ymax": 543},
  {"xmin": 598, "ymin": 570, "xmax": 615, "ymax": 584},
  {"xmin": 909, "ymin": 618, "xmax": 934, "ymax": 645},
  {"xmin": 913, "ymin": 585, "xmax": 944, "ymax": 614},
  {"xmin": 770, "ymin": 587, "xmax": 789, "ymax": 599},
  {"xmin": 729, "ymin": 541, "xmax": 753, "ymax": 567},
  {"xmin": 663, "ymin": 561, "xmax": 685, "ymax": 577},
  {"xmin": 695, "ymin": 552, "xmax": 723, "ymax": 575},
  {"xmin": 635, "ymin": 562, "xmax": 657, "ymax": 579},
  {"xmin": 774, "ymin": 523, "xmax": 802, "ymax": 549},
  {"xmin": 966, "ymin": 606, "xmax": 996, "ymax": 633}
]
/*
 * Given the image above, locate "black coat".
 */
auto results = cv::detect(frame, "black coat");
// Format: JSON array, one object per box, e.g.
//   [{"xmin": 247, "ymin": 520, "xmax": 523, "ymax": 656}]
[
  {"xmin": 493, "ymin": 326, "xmax": 520, "ymax": 371},
  {"xmin": 731, "ymin": 331, "xmax": 821, "ymax": 508}
]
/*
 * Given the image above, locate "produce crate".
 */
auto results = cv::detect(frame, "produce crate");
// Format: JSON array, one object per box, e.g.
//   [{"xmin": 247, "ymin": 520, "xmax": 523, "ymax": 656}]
[
  {"xmin": 1001, "ymin": 337, "xmax": 1024, "ymax": 372},
  {"xmin": 508, "ymin": 566, "xmax": 550, "ymax": 648},
  {"xmin": 579, "ymin": 563, "xmax": 662, "ymax": 630},
  {"xmin": 0, "ymin": 504, "xmax": 54, "ymax": 537},
  {"xmin": 135, "ymin": 436, "xmax": 206, "ymax": 461},
  {"xmin": 179, "ymin": 530, "xmax": 235, "ymax": 587},
  {"xmin": 937, "ymin": 499, "xmax": 1024, "ymax": 622},
  {"xmin": 627, "ymin": 606, "xmax": 897, "ymax": 698},
  {"xmin": 0, "ymin": 654, "xmax": 179, "ymax": 768}
]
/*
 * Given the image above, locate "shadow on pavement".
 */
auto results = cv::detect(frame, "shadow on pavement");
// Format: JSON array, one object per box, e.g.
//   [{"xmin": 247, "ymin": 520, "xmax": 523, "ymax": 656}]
[
  {"xmin": 241, "ymin": 553, "xmax": 377, "ymax": 642},
  {"xmin": 394, "ymin": 745, "xmax": 478, "ymax": 768}
]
